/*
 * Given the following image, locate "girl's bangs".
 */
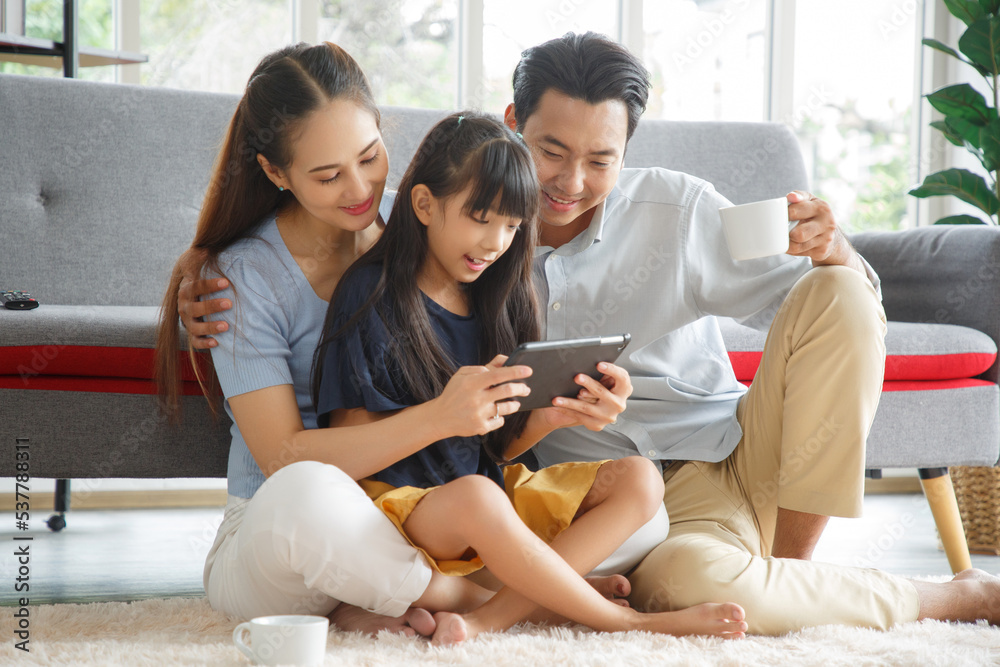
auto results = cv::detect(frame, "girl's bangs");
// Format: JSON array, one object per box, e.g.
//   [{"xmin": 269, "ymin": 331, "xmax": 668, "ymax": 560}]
[{"xmin": 461, "ymin": 139, "xmax": 538, "ymax": 222}]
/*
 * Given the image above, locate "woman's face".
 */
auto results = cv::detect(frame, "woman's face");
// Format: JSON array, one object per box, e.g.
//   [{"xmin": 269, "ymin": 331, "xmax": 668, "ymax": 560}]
[{"xmin": 278, "ymin": 99, "xmax": 389, "ymax": 232}]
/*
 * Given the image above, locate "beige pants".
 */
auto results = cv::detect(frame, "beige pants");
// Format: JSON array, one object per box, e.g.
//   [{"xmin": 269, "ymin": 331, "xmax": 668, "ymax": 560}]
[{"xmin": 629, "ymin": 266, "xmax": 921, "ymax": 635}]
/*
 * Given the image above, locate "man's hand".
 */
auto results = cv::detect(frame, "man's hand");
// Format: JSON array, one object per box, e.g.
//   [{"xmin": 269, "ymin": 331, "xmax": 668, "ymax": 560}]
[
  {"xmin": 786, "ymin": 191, "xmax": 864, "ymax": 274},
  {"xmin": 176, "ymin": 247, "xmax": 232, "ymax": 350}
]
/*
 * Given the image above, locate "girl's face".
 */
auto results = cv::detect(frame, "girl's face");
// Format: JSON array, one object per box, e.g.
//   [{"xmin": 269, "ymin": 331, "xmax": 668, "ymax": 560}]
[
  {"xmin": 414, "ymin": 185, "xmax": 524, "ymax": 288},
  {"xmin": 267, "ymin": 99, "xmax": 388, "ymax": 232}
]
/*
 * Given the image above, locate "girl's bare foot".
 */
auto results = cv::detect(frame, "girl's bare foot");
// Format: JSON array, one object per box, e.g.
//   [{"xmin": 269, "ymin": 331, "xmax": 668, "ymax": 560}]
[
  {"xmin": 642, "ymin": 602, "xmax": 748, "ymax": 639},
  {"xmin": 328, "ymin": 604, "xmax": 437, "ymax": 637},
  {"xmin": 430, "ymin": 611, "xmax": 470, "ymax": 646}
]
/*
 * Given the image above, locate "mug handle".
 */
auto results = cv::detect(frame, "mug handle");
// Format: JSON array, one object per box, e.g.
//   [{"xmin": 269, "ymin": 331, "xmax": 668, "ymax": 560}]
[{"xmin": 233, "ymin": 622, "xmax": 256, "ymax": 662}]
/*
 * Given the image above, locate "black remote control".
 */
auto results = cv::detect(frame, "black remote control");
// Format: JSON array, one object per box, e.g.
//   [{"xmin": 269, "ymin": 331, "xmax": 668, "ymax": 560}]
[{"xmin": 1, "ymin": 290, "xmax": 39, "ymax": 310}]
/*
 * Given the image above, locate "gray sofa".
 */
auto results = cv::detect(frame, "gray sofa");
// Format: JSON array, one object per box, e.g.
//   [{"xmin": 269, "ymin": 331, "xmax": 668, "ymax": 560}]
[{"xmin": 2, "ymin": 73, "xmax": 998, "ymax": 570}]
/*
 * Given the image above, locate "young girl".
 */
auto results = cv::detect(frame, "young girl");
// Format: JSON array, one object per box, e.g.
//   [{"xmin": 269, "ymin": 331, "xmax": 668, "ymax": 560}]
[{"xmin": 312, "ymin": 112, "xmax": 747, "ymax": 645}]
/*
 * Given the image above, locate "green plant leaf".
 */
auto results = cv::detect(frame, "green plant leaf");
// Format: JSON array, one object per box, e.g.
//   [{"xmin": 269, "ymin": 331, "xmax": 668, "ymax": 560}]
[
  {"xmin": 947, "ymin": 0, "xmax": 986, "ymax": 26},
  {"xmin": 923, "ymin": 38, "xmax": 991, "ymax": 75},
  {"xmin": 948, "ymin": 116, "xmax": 988, "ymax": 150},
  {"xmin": 934, "ymin": 214, "xmax": 992, "ymax": 224},
  {"xmin": 926, "ymin": 84, "xmax": 992, "ymax": 124},
  {"xmin": 922, "ymin": 38, "xmax": 965, "ymax": 61},
  {"xmin": 980, "ymin": 118, "xmax": 1000, "ymax": 169},
  {"xmin": 959, "ymin": 16, "xmax": 1000, "ymax": 74},
  {"xmin": 909, "ymin": 168, "xmax": 1000, "ymax": 215},
  {"xmin": 980, "ymin": 0, "xmax": 1000, "ymax": 15},
  {"xmin": 930, "ymin": 120, "xmax": 967, "ymax": 146}
]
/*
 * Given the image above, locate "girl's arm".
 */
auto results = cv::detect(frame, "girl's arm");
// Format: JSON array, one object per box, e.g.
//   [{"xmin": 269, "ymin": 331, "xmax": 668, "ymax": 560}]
[
  {"xmin": 504, "ymin": 362, "xmax": 633, "ymax": 460},
  {"xmin": 231, "ymin": 362, "xmax": 533, "ymax": 481}
]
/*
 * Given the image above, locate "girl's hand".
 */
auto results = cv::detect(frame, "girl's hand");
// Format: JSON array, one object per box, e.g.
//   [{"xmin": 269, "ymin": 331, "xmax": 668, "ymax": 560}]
[
  {"xmin": 535, "ymin": 362, "xmax": 632, "ymax": 432},
  {"xmin": 429, "ymin": 355, "xmax": 532, "ymax": 438}
]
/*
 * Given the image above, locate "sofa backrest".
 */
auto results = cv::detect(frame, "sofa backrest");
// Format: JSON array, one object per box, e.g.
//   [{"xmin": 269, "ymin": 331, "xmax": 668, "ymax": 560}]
[
  {"xmin": 1, "ymin": 73, "xmax": 237, "ymax": 307},
  {"xmin": 1, "ymin": 74, "xmax": 808, "ymax": 307}
]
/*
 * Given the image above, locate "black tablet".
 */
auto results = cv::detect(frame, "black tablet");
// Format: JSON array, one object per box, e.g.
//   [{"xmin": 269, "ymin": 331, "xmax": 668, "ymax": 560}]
[{"xmin": 501, "ymin": 333, "xmax": 631, "ymax": 412}]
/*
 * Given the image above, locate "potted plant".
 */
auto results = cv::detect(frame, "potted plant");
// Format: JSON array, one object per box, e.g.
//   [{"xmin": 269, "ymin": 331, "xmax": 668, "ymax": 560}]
[{"xmin": 910, "ymin": 0, "xmax": 1000, "ymax": 225}]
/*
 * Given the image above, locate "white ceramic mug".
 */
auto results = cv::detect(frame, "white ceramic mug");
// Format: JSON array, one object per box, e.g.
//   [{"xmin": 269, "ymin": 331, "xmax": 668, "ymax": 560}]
[
  {"xmin": 719, "ymin": 196, "xmax": 792, "ymax": 261},
  {"xmin": 233, "ymin": 615, "xmax": 328, "ymax": 666}
]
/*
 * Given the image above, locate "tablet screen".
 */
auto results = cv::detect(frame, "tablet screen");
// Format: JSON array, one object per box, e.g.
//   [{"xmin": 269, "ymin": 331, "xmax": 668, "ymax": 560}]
[{"xmin": 501, "ymin": 334, "xmax": 630, "ymax": 411}]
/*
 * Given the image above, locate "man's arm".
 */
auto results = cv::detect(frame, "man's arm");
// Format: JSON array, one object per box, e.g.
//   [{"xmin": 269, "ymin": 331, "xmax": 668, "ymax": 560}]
[{"xmin": 175, "ymin": 247, "xmax": 233, "ymax": 349}]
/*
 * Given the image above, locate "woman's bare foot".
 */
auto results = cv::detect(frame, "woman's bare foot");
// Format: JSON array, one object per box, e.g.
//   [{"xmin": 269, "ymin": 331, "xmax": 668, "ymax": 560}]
[
  {"xmin": 585, "ymin": 574, "xmax": 631, "ymax": 605},
  {"xmin": 328, "ymin": 604, "xmax": 437, "ymax": 637},
  {"xmin": 639, "ymin": 602, "xmax": 747, "ymax": 639},
  {"xmin": 430, "ymin": 611, "xmax": 469, "ymax": 646}
]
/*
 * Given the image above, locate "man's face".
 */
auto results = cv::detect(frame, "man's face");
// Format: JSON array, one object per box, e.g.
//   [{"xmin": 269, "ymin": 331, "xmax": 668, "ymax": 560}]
[{"xmin": 508, "ymin": 90, "xmax": 628, "ymax": 242}]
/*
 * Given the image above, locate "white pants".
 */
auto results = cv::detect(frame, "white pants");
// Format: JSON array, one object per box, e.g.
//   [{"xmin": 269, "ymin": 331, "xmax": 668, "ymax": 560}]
[
  {"xmin": 204, "ymin": 460, "xmax": 669, "ymax": 620},
  {"xmin": 204, "ymin": 461, "xmax": 433, "ymax": 620}
]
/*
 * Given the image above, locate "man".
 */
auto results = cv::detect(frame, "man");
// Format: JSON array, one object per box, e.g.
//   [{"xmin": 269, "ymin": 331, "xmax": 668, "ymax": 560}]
[
  {"xmin": 499, "ymin": 31, "xmax": 999, "ymax": 634},
  {"xmin": 181, "ymin": 32, "xmax": 1000, "ymax": 634}
]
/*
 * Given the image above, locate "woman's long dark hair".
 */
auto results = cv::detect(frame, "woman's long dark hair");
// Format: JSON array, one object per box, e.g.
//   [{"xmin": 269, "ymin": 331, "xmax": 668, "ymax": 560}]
[
  {"xmin": 154, "ymin": 42, "xmax": 379, "ymax": 418},
  {"xmin": 312, "ymin": 112, "xmax": 540, "ymax": 463}
]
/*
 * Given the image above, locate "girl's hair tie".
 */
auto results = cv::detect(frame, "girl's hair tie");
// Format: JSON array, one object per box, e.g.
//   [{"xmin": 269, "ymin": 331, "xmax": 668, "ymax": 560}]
[{"xmin": 457, "ymin": 115, "xmax": 464, "ymax": 125}]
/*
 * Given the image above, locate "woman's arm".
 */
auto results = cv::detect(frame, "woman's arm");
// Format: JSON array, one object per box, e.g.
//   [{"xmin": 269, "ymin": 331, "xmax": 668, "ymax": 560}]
[
  {"xmin": 229, "ymin": 385, "xmax": 441, "ymax": 480},
  {"xmin": 232, "ymin": 362, "xmax": 534, "ymax": 481}
]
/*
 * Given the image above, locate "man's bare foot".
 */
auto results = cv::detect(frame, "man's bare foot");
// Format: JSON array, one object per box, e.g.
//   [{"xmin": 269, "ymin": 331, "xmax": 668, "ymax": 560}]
[
  {"xmin": 430, "ymin": 611, "xmax": 469, "ymax": 646},
  {"xmin": 953, "ymin": 568, "xmax": 1000, "ymax": 624},
  {"xmin": 914, "ymin": 568, "xmax": 1000, "ymax": 625},
  {"xmin": 640, "ymin": 602, "xmax": 748, "ymax": 639},
  {"xmin": 328, "ymin": 604, "xmax": 436, "ymax": 637},
  {"xmin": 954, "ymin": 568, "xmax": 996, "ymax": 583},
  {"xmin": 585, "ymin": 574, "xmax": 631, "ymax": 607}
]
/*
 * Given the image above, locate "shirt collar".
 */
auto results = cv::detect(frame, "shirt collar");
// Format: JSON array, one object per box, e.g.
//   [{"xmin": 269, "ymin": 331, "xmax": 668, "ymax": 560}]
[{"xmin": 534, "ymin": 185, "xmax": 619, "ymax": 257}]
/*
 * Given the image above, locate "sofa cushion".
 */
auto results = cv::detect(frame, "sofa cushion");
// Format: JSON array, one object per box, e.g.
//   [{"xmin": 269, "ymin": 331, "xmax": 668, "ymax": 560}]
[
  {"xmin": 4, "ymin": 308, "xmax": 996, "ymax": 393},
  {"xmin": 720, "ymin": 318, "xmax": 998, "ymax": 385},
  {"xmin": 0, "ymin": 305, "xmax": 208, "ymax": 394}
]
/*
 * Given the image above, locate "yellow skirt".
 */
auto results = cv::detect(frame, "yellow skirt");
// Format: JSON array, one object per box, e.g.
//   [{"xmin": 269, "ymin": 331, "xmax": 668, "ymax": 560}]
[{"xmin": 359, "ymin": 461, "xmax": 608, "ymax": 576}]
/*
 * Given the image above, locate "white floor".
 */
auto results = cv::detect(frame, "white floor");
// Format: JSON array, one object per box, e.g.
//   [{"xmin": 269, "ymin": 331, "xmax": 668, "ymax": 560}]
[{"xmin": 1, "ymin": 493, "xmax": 997, "ymax": 606}]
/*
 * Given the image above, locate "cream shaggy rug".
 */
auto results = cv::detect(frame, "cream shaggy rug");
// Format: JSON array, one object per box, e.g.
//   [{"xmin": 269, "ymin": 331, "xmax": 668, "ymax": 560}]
[{"xmin": 2, "ymin": 596, "xmax": 999, "ymax": 666}]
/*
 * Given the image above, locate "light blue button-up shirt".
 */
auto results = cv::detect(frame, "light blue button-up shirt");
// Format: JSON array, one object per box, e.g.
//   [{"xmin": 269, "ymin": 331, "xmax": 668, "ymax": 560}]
[{"xmin": 530, "ymin": 167, "xmax": 877, "ymax": 469}]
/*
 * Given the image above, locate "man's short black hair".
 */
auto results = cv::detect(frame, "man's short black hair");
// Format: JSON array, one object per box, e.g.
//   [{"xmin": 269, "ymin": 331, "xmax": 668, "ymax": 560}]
[{"xmin": 511, "ymin": 32, "xmax": 651, "ymax": 142}]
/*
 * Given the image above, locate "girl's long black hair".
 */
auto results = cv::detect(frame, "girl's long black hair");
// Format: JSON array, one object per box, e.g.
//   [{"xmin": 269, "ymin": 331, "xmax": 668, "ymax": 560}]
[{"xmin": 312, "ymin": 111, "xmax": 540, "ymax": 464}]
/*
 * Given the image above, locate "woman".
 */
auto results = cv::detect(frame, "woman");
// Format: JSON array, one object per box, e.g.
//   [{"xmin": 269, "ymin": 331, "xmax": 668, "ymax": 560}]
[{"xmin": 155, "ymin": 42, "xmax": 650, "ymax": 635}]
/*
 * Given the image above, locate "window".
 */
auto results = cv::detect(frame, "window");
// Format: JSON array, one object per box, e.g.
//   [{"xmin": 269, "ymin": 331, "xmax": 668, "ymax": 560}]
[
  {"xmin": 139, "ymin": 0, "xmax": 291, "ymax": 93},
  {"xmin": 479, "ymin": 0, "xmax": 620, "ymax": 113},
  {"xmin": 3, "ymin": 1, "xmax": 931, "ymax": 230},
  {"xmin": 317, "ymin": 0, "xmax": 459, "ymax": 109},
  {"xmin": 0, "ymin": 0, "xmax": 115, "ymax": 81},
  {"xmin": 642, "ymin": 0, "xmax": 767, "ymax": 122},
  {"xmin": 789, "ymin": 1, "xmax": 918, "ymax": 232}
]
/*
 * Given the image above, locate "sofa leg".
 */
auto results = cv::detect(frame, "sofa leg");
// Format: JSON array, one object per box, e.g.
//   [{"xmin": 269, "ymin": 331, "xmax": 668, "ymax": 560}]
[
  {"xmin": 918, "ymin": 468, "xmax": 972, "ymax": 574},
  {"xmin": 46, "ymin": 479, "xmax": 70, "ymax": 532}
]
